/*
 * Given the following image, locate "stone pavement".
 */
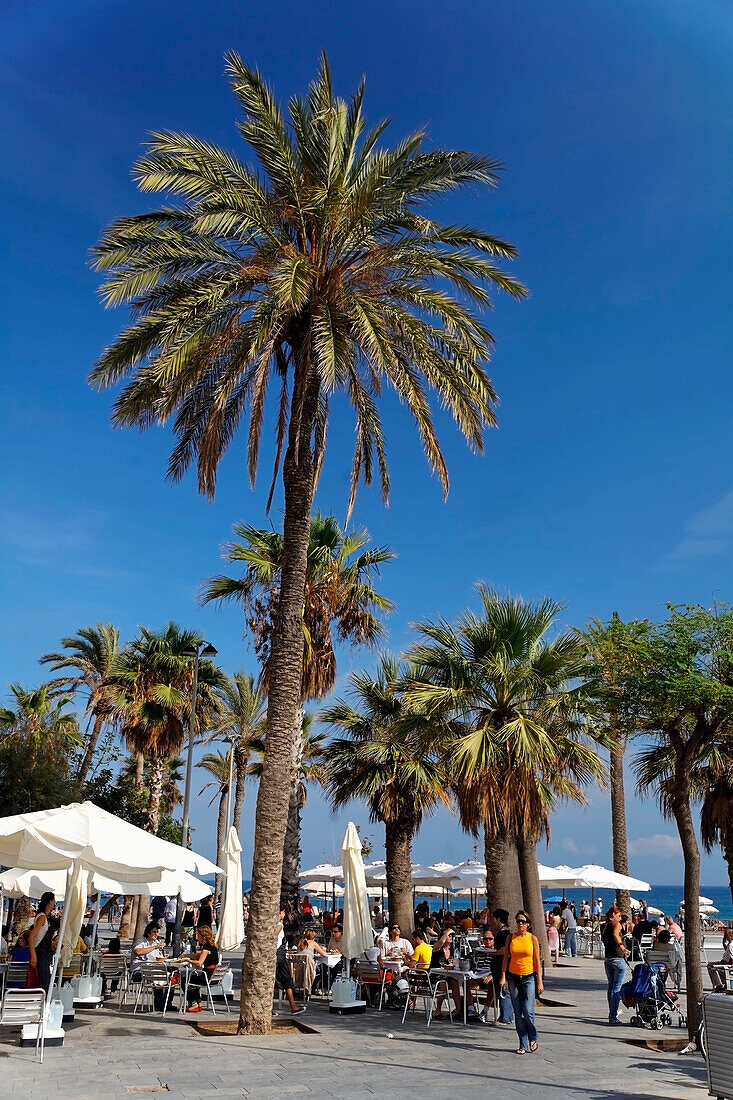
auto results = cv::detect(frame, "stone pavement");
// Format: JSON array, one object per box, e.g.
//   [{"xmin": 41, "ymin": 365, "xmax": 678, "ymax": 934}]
[{"xmin": 0, "ymin": 957, "xmax": 709, "ymax": 1099}]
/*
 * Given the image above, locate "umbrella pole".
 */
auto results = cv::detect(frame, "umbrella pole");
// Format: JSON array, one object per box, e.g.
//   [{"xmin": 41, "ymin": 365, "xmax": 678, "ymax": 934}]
[{"xmin": 48, "ymin": 856, "xmax": 81, "ymax": 1004}]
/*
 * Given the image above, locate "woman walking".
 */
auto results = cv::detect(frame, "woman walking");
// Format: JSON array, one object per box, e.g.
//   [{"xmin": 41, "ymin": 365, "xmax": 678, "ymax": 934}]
[
  {"xmin": 500, "ymin": 910, "xmax": 543, "ymax": 1054},
  {"xmin": 602, "ymin": 905, "xmax": 630, "ymax": 1025}
]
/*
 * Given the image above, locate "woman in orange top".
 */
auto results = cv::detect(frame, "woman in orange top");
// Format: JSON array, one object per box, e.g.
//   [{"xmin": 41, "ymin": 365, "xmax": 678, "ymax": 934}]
[{"xmin": 500, "ymin": 910, "xmax": 543, "ymax": 1054}]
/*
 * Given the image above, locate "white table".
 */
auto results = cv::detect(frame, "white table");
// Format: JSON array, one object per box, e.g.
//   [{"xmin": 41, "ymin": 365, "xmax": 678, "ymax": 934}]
[{"xmin": 430, "ymin": 966, "xmax": 493, "ymax": 1024}]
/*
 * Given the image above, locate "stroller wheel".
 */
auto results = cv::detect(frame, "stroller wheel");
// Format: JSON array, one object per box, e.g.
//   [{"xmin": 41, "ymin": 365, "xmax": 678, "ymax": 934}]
[
  {"xmin": 652, "ymin": 1018, "xmax": 663, "ymax": 1030},
  {"xmin": 630, "ymin": 1016, "xmax": 639, "ymax": 1028}
]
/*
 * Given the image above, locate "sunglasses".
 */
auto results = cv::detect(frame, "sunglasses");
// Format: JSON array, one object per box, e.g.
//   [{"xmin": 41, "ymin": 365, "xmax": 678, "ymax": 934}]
[{"xmin": 516, "ymin": 918, "xmax": 528, "ymax": 924}]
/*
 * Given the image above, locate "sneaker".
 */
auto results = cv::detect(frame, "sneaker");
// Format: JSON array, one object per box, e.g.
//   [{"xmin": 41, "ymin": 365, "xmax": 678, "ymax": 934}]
[
  {"xmin": 608, "ymin": 1018, "xmax": 623, "ymax": 1026},
  {"xmin": 291, "ymin": 1006, "xmax": 307, "ymax": 1016},
  {"xmin": 187, "ymin": 1004, "xmax": 202, "ymax": 1013}
]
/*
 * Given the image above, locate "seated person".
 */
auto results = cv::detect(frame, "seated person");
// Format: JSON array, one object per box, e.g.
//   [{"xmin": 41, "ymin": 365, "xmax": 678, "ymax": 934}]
[
  {"xmin": 328, "ymin": 926, "xmax": 344, "ymax": 954},
  {"xmin": 179, "ymin": 926, "xmax": 220, "ymax": 1013},
  {"xmin": 322, "ymin": 910, "xmax": 335, "ymax": 933},
  {"xmin": 300, "ymin": 928, "xmax": 329, "ymax": 992},
  {"xmin": 131, "ymin": 922, "xmax": 168, "ymax": 1010},
  {"xmin": 101, "ymin": 936, "xmax": 123, "ymax": 994},
  {"xmin": 649, "ymin": 928, "xmax": 682, "ymax": 992},
  {"xmin": 379, "ymin": 923, "xmax": 413, "ymax": 965},
  {"xmin": 407, "ymin": 929, "xmax": 433, "ymax": 970},
  {"xmin": 720, "ymin": 927, "xmax": 733, "ymax": 965}
]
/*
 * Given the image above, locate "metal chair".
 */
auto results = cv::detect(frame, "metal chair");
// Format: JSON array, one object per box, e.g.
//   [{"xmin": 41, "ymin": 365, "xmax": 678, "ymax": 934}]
[
  {"xmin": 132, "ymin": 962, "xmax": 175, "ymax": 1015},
  {"xmin": 5, "ymin": 961, "xmax": 30, "ymax": 989},
  {"xmin": 62, "ymin": 952, "xmax": 84, "ymax": 982},
  {"xmin": 0, "ymin": 988, "xmax": 46, "ymax": 1063},
  {"xmin": 98, "ymin": 954, "xmax": 129, "ymax": 1005},
  {"xmin": 708, "ymin": 963, "xmax": 733, "ymax": 991},
  {"xmin": 401, "ymin": 968, "xmax": 452, "ymax": 1028},
  {"xmin": 354, "ymin": 959, "xmax": 391, "ymax": 1010},
  {"xmin": 188, "ymin": 964, "xmax": 232, "ymax": 1014}
]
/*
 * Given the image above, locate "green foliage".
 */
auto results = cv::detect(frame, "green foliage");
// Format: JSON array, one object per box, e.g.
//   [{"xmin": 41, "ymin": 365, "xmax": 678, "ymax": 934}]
[
  {"xmin": 91, "ymin": 762, "xmax": 183, "ymax": 844},
  {"xmin": 90, "ymin": 52, "xmax": 525, "ymax": 513},
  {"xmin": 0, "ymin": 684, "xmax": 81, "ymax": 815},
  {"xmin": 202, "ymin": 513, "xmax": 394, "ymax": 699}
]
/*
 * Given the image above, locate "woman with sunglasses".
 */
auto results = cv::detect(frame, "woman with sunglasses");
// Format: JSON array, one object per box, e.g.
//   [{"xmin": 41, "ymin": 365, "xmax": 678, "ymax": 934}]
[{"xmin": 500, "ymin": 910, "xmax": 543, "ymax": 1054}]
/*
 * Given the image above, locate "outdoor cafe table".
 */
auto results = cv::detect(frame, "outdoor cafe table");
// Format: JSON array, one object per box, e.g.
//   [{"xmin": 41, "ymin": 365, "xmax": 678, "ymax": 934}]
[{"xmin": 430, "ymin": 966, "xmax": 493, "ymax": 1025}]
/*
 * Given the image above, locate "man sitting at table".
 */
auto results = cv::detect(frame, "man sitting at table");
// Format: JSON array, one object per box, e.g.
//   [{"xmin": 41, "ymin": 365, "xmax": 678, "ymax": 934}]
[
  {"xmin": 407, "ymin": 929, "xmax": 433, "ymax": 970},
  {"xmin": 131, "ymin": 922, "xmax": 169, "ymax": 1010},
  {"xmin": 380, "ymin": 923, "xmax": 413, "ymax": 965}
]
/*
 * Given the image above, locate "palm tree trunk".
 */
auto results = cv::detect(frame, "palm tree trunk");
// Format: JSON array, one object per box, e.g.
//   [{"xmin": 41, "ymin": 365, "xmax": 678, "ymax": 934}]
[
  {"xmin": 134, "ymin": 751, "xmax": 145, "ymax": 790},
  {"xmin": 215, "ymin": 788, "xmax": 227, "ymax": 898},
  {"xmin": 517, "ymin": 834, "xmax": 550, "ymax": 964},
  {"xmin": 145, "ymin": 755, "xmax": 165, "ymax": 834},
  {"xmin": 281, "ymin": 708, "xmax": 305, "ymax": 908},
  {"xmin": 609, "ymin": 736, "xmax": 631, "ymax": 916},
  {"xmin": 134, "ymin": 895, "xmax": 150, "ymax": 941},
  {"xmin": 76, "ymin": 712, "xmax": 104, "ymax": 792},
  {"xmin": 385, "ymin": 817, "xmax": 414, "ymax": 937},
  {"xmin": 671, "ymin": 762, "xmax": 703, "ymax": 1042},
  {"xmin": 119, "ymin": 896, "xmax": 134, "ymax": 941},
  {"xmin": 485, "ymin": 831, "xmax": 523, "ymax": 920},
  {"xmin": 239, "ymin": 364, "xmax": 319, "ymax": 1035},
  {"xmin": 232, "ymin": 743, "xmax": 247, "ymax": 834}
]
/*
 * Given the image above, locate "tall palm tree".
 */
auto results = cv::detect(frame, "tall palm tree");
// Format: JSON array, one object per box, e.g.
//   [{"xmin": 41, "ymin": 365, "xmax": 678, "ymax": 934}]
[
  {"xmin": 323, "ymin": 654, "xmax": 451, "ymax": 935},
  {"xmin": 208, "ymin": 672, "xmax": 267, "ymax": 834},
  {"xmin": 198, "ymin": 750, "xmax": 232, "ymax": 896},
  {"xmin": 406, "ymin": 589, "xmax": 604, "ymax": 958},
  {"xmin": 579, "ymin": 614, "xmax": 648, "ymax": 915},
  {"xmin": 202, "ymin": 513, "xmax": 393, "ymax": 904},
  {"xmin": 90, "ymin": 54, "xmax": 525, "ymax": 1032},
  {"xmin": 40, "ymin": 623, "xmax": 121, "ymax": 792},
  {"xmin": 110, "ymin": 624, "xmax": 224, "ymax": 833}
]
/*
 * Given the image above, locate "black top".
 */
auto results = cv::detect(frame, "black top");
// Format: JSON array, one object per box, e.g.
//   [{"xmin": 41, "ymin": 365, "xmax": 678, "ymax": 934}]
[
  {"xmin": 602, "ymin": 922, "xmax": 626, "ymax": 959},
  {"xmin": 198, "ymin": 903, "xmax": 213, "ymax": 927},
  {"xmin": 200, "ymin": 944, "xmax": 219, "ymax": 970},
  {"xmin": 631, "ymin": 919, "xmax": 652, "ymax": 943}
]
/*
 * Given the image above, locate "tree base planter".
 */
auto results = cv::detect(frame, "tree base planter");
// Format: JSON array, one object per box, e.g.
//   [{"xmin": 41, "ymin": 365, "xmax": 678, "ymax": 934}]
[
  {"xmin": 192, "ymin": 1018, "xmax": 318, "ymax": 1037},
  {"xmin": 625, "ymin": 1036, "xmax": 690, "ymax": 1053}
]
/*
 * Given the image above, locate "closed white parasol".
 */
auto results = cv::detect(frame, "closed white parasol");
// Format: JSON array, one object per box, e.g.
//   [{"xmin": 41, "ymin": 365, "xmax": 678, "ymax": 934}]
[
  {"xmin": 216, "ymin": 826, "xmax": 245, "ymax": 951},
  {"xmin": 340, "ymin": 822, "xmax": 373, "ymax": 963}
]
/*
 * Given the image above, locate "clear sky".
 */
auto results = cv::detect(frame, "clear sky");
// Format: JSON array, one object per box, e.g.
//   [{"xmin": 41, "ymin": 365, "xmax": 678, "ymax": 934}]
[{"xmin": 2, "ymin": 1, "xmax": 732, "ymax": 884}]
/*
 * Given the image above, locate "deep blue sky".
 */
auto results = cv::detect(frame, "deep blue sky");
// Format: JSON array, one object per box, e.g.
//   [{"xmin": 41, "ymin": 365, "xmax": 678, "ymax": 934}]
[{"xmin": 2, "ymin": 1, "xmax": 732, "ymax": 884}]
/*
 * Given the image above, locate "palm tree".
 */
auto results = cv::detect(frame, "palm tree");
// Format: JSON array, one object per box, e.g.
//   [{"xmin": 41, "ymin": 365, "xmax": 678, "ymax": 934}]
[
  {"xmin": 40, "ymin": 623, "xmax": 120, "ymax": 792},
  {"xmin": 406, "ymin": 589, "xmax": 604, "ymax": 959},
  {"xmin": 110, "ymin": 624, "xmax": 224, "ymax": 833},
  {"xmin": 700, "ymin": 755, "xmax": 733, "ymax": 911},
  {"xmin": 198, "ymin": 750, "xmax": 232, "ymax": 896},
  {"xmin": 323, "ymin": 654, "xmax": 451, "ymax": 935},
  {"xmin": 579, "ymin": 614, "xmax": 648, "ymax": 915},
  {"xmin": 90, "ymin": 54, "xmax": 525, "ymax": 1032},
  {"xmin": 0, "ymin": 684, "xmax": 82, "ymax": 815},
  {"xmin": 208, "ymin": 672, "xmax": 267, "ymax": 834},
  {"xmin": 202, "ymin": 513, "xmax": 393, "ymax": 905}
]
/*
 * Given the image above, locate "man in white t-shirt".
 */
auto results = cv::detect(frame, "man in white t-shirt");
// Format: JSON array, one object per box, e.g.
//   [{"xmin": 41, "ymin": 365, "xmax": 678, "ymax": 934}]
[
  {"xmin": 379, "ymin": 923, "xmax": 413, "ymax": 964},
  {"xmin": 562, "ymin": 904, "xmax": 578, "ymax": 957},
  {"xmin": 131, "ymin": 922, "xmax": 168, "ymax": 1010}
]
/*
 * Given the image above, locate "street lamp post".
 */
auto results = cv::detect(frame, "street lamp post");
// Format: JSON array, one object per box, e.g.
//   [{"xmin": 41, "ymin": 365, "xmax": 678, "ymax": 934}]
[{"xmin": 174, "ymin": 638, "xmax": 217, "ymax": 953}]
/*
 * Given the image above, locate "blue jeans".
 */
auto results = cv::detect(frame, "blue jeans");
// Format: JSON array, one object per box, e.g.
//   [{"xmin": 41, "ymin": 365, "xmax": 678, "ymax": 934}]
[
  {"xmin": 565, "ymin": 927, "xmax": 577, "ymax": 957},
  {"xmin": 507, "ymin": 973, "xmax": 537, "ymax": 1050},
  {"xmin": 605, "ymin": 957, "xmax": 626, "ymax": 1022}
]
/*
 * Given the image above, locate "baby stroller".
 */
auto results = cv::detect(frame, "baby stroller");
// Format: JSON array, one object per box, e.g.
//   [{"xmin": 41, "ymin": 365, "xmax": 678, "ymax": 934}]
[{"xmin": 621, "ymin": 962, "xmax": 686, "ymax": 1030}]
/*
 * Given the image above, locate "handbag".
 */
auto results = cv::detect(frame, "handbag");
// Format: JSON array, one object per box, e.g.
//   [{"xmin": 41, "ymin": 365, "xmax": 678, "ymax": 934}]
[{"xmin": 24, "ymin": 963, "xmax": 40, "ymax": 988}]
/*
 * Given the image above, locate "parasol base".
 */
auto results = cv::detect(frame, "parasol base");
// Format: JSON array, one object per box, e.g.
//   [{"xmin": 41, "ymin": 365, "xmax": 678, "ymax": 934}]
[
  {"xmin": 21, "ymin": 1023, "xmax": 65, "ymax": 1047},
  {"xmin": 329, "ymin": 999, "xmax": 367, "ymax": 1015}
]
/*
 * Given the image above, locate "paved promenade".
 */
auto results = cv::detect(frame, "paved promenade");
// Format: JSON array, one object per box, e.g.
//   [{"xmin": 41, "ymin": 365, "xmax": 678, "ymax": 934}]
[{"xmin": 0, "ymin": 957, "xmax": 709, "ymax": 1099}]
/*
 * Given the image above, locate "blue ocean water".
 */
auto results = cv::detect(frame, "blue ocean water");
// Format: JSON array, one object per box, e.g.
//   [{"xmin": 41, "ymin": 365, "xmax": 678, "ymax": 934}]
[{"xmin": 541, "ymin": 884, "xmax": 732, "ymax": 923}]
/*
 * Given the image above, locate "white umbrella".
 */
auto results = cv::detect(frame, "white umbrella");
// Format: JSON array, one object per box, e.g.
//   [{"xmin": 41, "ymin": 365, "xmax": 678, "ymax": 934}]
[
  {"xmin": 340, "ymin": 822, "xmax": 373, "ymax": 967},
  {"xmin": 302, "ymin": 882, "xmax": 344, "ymax": 897},
  {"xmin": 567, "ymin": 864, "xmax": 651, "ymax": 893},
  {"xmin": 0, "ymin": 801, "xmax": 221, "ymax": 1001},
  {"xmin": 60, "ymin": 864, "xmax": 89, "ymax": 967},
  {"xmin": 700, "ymin": 905, "xmax": 720, "ymax": 916},
  {"xmin": 0, "ymin": 801, "xmax": 220, "ymax": 880},
  {"xmin": 430, "ymin": 862, "xmax": 455, "ymax": 873},
  {"xmin": 447, "ymin": 860, "xmax": 487, "ymax": 890},
  {"xmin": 216, "ymin": 826, "xmax": 245, "ymax": 951},
  {"xmin": 299, "ymin": 863, "xmax": 343, "ymax": 882},
  {"xmin": 537, "ymin": 863, "xmax": 584, "ymax": 889},
  {"xmin": 0, "ymin": 864, "xmax": 212, "ymax": 903}
]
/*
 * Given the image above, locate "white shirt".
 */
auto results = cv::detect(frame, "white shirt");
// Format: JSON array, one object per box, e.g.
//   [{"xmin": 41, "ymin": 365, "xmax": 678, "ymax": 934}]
[
  {"xmin": 131, "ymin": 938, "xmax": 162, "ymax": 973},
  {"xmin": 382, "ymin": 936, "xmax": 412, "ymax": 959},
  {"xmin": 164, "ymin": 898, "xmax": 177, "ymax": 922},
  {"xmin": 562, "ymin": 907, "xmax": 577, "ymax": 930},
  {"xmin": 361, "ymin": 946, "xmax": 381, "ymax": 965}
]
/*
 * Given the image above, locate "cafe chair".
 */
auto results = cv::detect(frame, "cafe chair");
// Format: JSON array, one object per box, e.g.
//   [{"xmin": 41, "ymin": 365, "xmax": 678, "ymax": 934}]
[
  {"xmin": 5, "ymin": 960, "xmax": 30, "ymax": 989},
  {"xmin": 401, "ymin": 969, "xmax": 452, "ymax": 1028},
  {"xmin": 192, "ymin": 964, "xmax": 232, "ymax": 1014},
  {"xmin": 0, "ymin": 988, "xmax": 46, "ymax": 1063},
  {"xmin": 98, "ymin": 954, "xmax": 129, "ymax": 1006},
  {"xmin": 354, "ymin": 959, "xmax": 391, "ymax": 1010},
  {"xmin": 132, "ymin": 961, "xmax": 175, "ymax": 1015}
]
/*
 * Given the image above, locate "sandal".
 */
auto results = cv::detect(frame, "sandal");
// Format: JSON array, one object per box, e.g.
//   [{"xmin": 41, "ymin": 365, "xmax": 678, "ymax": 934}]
[
  {"xmin": 515, "ymin": 1048, "xmax": 526, "ymax": 1055},
  {"xmin": 529, "ymin": 1041, "xmax": 538, "ymax": 1053}
]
